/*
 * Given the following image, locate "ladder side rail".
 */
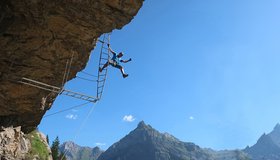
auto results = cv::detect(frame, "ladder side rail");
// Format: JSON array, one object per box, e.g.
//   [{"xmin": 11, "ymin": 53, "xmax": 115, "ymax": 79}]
[
  {"xmin": 19, "ymin": 81, "xmax": 61, "ymax": 93},
  {"xmin": 97, "ymin": 34, "xmax": 107, "ymax": 99},
  {"xmin": 98, "ymin": 33, "xmax": 110, "ymax": 99},
  {"xmin": 22, "ymin": 77, "xmax": 61, "ymax": 90}
]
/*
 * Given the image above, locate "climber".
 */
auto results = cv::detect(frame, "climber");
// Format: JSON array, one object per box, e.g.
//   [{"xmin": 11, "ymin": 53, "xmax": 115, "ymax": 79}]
[{"xmin": 99, "ymin": 44, "xmax": 132, "ymax": 78}]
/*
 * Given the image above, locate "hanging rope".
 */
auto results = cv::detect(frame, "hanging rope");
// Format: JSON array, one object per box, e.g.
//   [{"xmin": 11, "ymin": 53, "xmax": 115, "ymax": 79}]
[
  {"xmin": 60, "ymin": 102, "xmax": 98, "ymax": 160},
  {"xmin": 75, "ymin": 76, "xmax": 97, "ymax": 82},
  {"xmin": 65, "ymin": 52, "xmax": 74, "ymax": 84},
  {"xmin": 43, "ymin": 101, "xmax": 91, "ymax": 118},
  {"xmin": 61, "ymin": 60, "xmax": 69, "ymax": 89},
  {"xmin": 79, "ymin": 71, "xmax": 98, "ymax": 77}
]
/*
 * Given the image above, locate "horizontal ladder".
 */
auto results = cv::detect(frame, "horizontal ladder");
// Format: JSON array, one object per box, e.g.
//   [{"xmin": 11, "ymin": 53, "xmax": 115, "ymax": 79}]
[{"xmin": 19, "ymin": 77, "xmax": 98, "ymax": 103}]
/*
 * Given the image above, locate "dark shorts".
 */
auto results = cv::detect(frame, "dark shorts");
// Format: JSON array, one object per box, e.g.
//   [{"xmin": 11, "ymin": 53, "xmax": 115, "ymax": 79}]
[{"xmin": 109, "ymin": 59, "xmax": 122, "ymax": 69}]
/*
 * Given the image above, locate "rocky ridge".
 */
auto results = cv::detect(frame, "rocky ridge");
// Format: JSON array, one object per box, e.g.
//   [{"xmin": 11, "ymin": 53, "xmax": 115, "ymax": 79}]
[
  {"xmin": 60, "ymin": 122, "xmax": 280, "ymax": 160},
  {"xmin": 97, "ymin": 121, "xmax": 249, "ymax": 160},
  {"xmin": 60, "ymin": 141, "xmax": 103, "ymax": 160},
  {"xmin": 244, "ymin": 123, "xmax": 280, "ymax": 160}
]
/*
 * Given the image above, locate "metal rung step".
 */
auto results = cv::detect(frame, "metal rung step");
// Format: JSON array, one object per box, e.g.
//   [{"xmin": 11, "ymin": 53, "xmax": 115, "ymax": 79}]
[
  {"xmin": 98, "ymin": 86, "xmax": 104, "ymax": 89},
  {"xmin": 97, "ymin": 80, "xmax": 105, "ymax": 82},
  {"xmin": 98, "ymin": 80, "xmax": 105, "ymax": 83},
  {"xmin": 98, "ymin": 40, "xmax": 109, "ymax": 44}
]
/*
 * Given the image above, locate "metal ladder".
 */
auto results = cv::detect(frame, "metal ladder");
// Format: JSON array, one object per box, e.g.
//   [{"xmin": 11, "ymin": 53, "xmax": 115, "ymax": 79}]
[{"xmin": 97, "ymin": 33, "xmax": 111, "ymax": 100}]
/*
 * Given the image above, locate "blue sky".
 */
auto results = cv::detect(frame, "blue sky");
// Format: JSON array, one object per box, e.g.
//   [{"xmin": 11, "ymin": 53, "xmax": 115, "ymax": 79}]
[{"xmin": 39, "ymin": 0, "xmax": 280, "ymax": 150}]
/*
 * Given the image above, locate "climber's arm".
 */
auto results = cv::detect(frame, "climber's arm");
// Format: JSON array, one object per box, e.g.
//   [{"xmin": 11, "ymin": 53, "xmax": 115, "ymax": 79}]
[{"xmin": 120, "ymin": 58, "xmax": 132, "ymax": 63}]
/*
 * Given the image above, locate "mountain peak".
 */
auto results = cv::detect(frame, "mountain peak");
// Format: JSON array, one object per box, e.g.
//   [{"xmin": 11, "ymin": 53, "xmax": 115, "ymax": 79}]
[
  {"xmin": 98, "ymin": 121, "xmax": 248, "ymax": 160},
  {"xmin": 274, "ymin": 123, "xmax": 280, "ymax": 131},
  {"xmin": 135, "ymin": 121, "xmax": 155, "ymax": 134},
  {"xmin": 244, "ymin": 123, "xmax": 280, "ymax": 159},
  {"xmin": 60, "ymin": 141, "xmax": 103, "ymax": 160},
  {"xmin": 137, "ymin": 121, "xmax": 147, "ymax": 128},
  {"xmin": 61, "ymin": 141, "xmax": 79, "ymax": 149}
]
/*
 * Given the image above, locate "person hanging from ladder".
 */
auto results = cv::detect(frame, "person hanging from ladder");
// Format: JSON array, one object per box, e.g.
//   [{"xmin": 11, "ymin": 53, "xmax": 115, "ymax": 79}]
[{"xmin": 99, "ymin": 44, "xmax": 132, "ymax": 78}]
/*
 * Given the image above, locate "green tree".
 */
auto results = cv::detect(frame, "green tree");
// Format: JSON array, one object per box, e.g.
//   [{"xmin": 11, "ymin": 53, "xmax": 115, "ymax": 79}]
[
  {"xmin": 46, "ymin": 135, "xmax": 49, "ymax": 145},
  {"xmin": 51, "ymin": 136, "xmax": 60, "ymax": 160}
]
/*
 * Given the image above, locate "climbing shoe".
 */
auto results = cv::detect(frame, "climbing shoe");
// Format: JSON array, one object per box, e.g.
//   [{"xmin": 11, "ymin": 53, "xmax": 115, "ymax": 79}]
[{"xmin": 123, "ymin": 74, "xmax": 129, "ymax": 78}]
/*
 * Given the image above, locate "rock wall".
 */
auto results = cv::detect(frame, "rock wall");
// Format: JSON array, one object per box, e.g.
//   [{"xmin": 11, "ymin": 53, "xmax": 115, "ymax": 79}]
[
  {"xmin": 0, "ymin": 0, "xmax": 143, "ymax": 133},
  {"xmin": 0, "ymin": 127, "xmax": 53, "ymax": 160},
  {"xmin": 0, "ymin": 126, "xmax": 30, "ymax": 160}
]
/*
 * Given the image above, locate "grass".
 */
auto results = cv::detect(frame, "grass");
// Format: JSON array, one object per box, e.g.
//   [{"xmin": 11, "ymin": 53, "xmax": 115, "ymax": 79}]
[{"xmin": 26, "ymin": 130, "xmax": 50, "ymax": 160}]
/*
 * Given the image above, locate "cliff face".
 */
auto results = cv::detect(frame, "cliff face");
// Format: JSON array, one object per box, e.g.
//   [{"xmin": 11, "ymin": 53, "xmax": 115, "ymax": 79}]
[{"xmin": 0, "ymin": 0, "xmax": 143, "ymax": 133}]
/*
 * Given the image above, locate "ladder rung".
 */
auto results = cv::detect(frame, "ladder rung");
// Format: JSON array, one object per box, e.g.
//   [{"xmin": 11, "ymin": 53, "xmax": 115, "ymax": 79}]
[
  {"xmin": 97, "ymin": 80, "xmax": 105, "ymax": 83},
  {"xmin": 98, "ymin": 40, "xmax": 109, "ymax": 45},
  {"xmin": 98, "ymin": 86, "xmax": 104, "ymax": 89},
  {"xmin": 98, "ymin": 40, "xmax": 105, "ymax": 43},
  {"xmin": 97, "ymin": 81, "xmax": 105, "ymax": 85},
  {"xmin": 98, "ymin": 80, "xmax": 105, "ymax": 84}
]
